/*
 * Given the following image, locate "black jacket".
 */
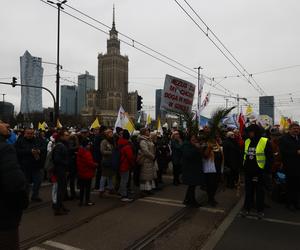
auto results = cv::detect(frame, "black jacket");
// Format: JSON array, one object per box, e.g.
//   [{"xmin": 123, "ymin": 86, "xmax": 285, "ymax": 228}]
[
  {"xmin": 15, "ymin": 136, "xmax": 46, "ymax": 170},
  {"xmin": 223, "ymin": 138, "xmax": 243, "ymax": 171},
  {"xmin": 52, "ymin": 141, "xmax": 69, "ymax": 177},
  {"xmin": 279, "ymin": 134, "xmax": 300, "ymax": 176},
  {"xmin": 0, "ymin": 135, "xmax": 29, "ymax": 230},
  {"xmin": 181, "ymin": 141, "xmax": 203, "ymax": 185},
  {"xmin": 171, "ymin": 139, "xmax": 182, "ymax": 166}
]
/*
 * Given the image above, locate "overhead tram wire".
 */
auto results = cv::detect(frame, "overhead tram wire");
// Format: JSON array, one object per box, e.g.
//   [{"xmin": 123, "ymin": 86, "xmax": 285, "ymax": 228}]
[
  {"xmin": 39, "ymin": 0, "xmax": 235, "ymax": 96},
  {"xmin": 61, "ymin": 1, "xmax": 235, "ymax": 95},
  {"xmin": 183, "ymin": 0, "xmax": 266, "ymax": 95},
  {"xmin": 173, "ymin": 0, "xmax": 266, "ymax": 95}
]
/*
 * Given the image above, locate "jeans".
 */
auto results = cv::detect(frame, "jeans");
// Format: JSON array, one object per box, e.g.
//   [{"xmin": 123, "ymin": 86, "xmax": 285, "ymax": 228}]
[
  {"xmin": 99, "ymin": 176, "xmax": 114, "ymax": 192},
  {"xmin": 52, "ymin": 182, "xmax": 58, "ymax": 204},
  {"xmin": 56, "ymin": 175, "xmax": 67, "ymax": 209},
  {"xmin": 119, "ymin": 171, "xmax": 130, "ymax": 197},
  {"xmin": 24, "ymin": 168, "xmax": 42, "ymax": 199},
  {"xmin": 94, "ymin": 165, "xmax": 102, "ymax": 190}
]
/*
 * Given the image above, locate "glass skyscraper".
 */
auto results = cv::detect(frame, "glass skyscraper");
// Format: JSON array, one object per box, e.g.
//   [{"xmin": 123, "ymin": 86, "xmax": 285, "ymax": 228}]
[{"xmin": 20, "ymin": 50, "xmax": 43, "ymax": 113}]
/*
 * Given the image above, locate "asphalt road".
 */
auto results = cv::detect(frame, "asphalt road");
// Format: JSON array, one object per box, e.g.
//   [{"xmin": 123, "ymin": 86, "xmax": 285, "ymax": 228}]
[
  {"xmin": 20, "ymin": 176, "xmax": 240, "ymax": 250},
  {"xmin": 214, "ymin": 196, "xmax": 300, "ymax": 250}
]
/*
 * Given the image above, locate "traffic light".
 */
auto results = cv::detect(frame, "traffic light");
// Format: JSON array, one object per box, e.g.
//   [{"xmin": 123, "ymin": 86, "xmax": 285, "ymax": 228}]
[
  {"xmin": 12, "ymin": 77, "xmax": 17, "ymax": 87},
  {"xmin": 137, "ymin": 95, "xmax": 143, "ymax": 111}
]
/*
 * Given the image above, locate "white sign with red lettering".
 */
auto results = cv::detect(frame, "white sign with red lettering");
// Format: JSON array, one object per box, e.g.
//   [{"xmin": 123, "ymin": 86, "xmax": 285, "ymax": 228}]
[{"xmin": 160, "ymin": 74, "xmax": 196, "ymax": 115}]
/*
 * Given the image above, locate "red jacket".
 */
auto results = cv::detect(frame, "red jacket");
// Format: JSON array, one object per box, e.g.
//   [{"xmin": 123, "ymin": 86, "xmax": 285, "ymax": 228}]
[
  {"xmin": 77, "ymin": 147, "xmax": 96, "ymax": 179},
  {"xmin": 118, "ymin": 138, "xmax": 135, "ymax": 172}
]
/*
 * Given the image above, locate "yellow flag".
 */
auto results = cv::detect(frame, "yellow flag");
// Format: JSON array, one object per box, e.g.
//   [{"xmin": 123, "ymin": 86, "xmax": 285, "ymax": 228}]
[
  {"xmin": 280, "ymin": 116, "xmax": 288, "ymax": 130},
  {"xmin": 246, "ymin": 105, "xmax": 253, "ymax": 116},
  {"xmin": 147, "ymin": 114, "xmax": 152, "ymax": 125},
  {"xmin": 125, "ymin": 118, "xmax": 135, "ymax": 133},
  {"xmin": 90, "ymin": 118, "xmax": 100, "ymax": 129},
  {"xmin": 38, "ymin": 122, "xmax": 45, "ymax": 131},
  {"xmin": 56, "ymin": 119, "xmax": 63, "ymax": 129},
  {"xmin": 157, "ymin": 117, "xmax": 163, "ymax": 135},
  {"xmin": 41, "ymin": 121, "xmax": 48, "ymax": 129}
]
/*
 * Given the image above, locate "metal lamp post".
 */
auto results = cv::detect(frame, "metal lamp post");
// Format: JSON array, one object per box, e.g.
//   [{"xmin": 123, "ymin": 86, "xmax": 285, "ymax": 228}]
[{"xmin": 47, "ymin": 0, "xmax": 67, "ymax": 124}]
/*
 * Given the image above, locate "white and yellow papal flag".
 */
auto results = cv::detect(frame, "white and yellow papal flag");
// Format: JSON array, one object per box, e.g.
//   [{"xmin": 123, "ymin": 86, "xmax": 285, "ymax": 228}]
[
  {"xmin": 157, "ymin": 117, "xmax": 163, "ymax": 135},
  {"xmin": 246, "ymin": 105, "xmax": 253, "ymax": 116},
  {"xmin": 114, "ymin": 106, "xmax": 135, "ymax": 133},
  {"xmin": 56, "ymin": 119, "xmax": 63, "ymax": 129},
  {"xmin": 90, "ymin": 117, "xmax": 101, "ymax": 129},
  {"xmin": 146, "ymin": 114, "xmax": 152, "ymax": 128}
]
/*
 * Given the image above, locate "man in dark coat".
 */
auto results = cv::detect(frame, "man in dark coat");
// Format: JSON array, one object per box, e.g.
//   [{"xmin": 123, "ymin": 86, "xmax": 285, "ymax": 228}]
[
  {"xmin": 0, "ymin": 121, "xmax": 29, "ymax": 250},
  {"xmin": 223, "ymin": 131, "xmax": 243, "ymax": 188},
  {"xmin": 52, "ymin": 129, "xmax": 70, "ymax": 215},
  {"xmin": 279, "ymin": 123, "xmax": 300, "ymax": 210},
  {"xmin": 15, "ymin": 127, "xmax": 46, "ymax": 202},
  {"xmin": 171, "ymin": 131, "xmax": 183, "ymax": 185},
  {"xmin": 242, "ymin": 124, "xmax": 273, "ymax": 218},
  {"xmin": 181, "ymin": 134, "xmax": 203, "ymax": 207}
]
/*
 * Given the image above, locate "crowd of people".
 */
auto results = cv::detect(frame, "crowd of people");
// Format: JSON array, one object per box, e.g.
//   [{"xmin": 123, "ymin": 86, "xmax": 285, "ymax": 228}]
[{"xmin": 1, "ymin": 118, "xmax": 300, "ymax": 249}]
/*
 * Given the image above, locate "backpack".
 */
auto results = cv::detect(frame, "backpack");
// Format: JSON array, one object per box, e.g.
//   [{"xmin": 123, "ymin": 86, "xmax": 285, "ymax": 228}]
[{"xmin": 44, "ymin": 142, "xmax": 62, "ymax": 175}]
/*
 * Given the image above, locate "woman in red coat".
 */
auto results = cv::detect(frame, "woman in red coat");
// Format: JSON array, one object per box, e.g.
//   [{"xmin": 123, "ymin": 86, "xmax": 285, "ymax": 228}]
[
  {"xmin": 118, "ymin": 130, "xmax": 135, "ymax": 202},
  {"xmin": 77, "ymin": 138, "xmax": 97, "ymax": 206}
]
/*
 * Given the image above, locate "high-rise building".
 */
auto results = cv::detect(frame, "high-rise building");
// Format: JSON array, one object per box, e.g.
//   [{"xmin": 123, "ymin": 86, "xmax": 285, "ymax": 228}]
[
  {"xmin": 259, "ymin": 96, "xmax": 274, "ymax": 122},
  {"xmin": 0, "ymin": 102, "xmax": 14, "ymax": 122},
  {"xmin": 82, "ymin": 8, "xmax": 139, "ymax": 126},
  {"xmin": 97, "ymin": 6, "xmax": 129, "ymax": 112},
  {"xmin": 77, "ymin": 71, "xmax": 95, "ymax": 114},
  {"xmin": 61, "ymin": 85, "xmax": 77, "ymax": 115},
  {"xmin": 20, "ymin": 50, "xmax": 43, "ymax": 113},
  {"xmin": 155, "ymin": 89, "xmax": 166, "ymax": 121}
]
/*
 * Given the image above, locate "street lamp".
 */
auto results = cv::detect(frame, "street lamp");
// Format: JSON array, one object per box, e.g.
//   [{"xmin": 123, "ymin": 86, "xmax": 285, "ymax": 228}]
[{"xmin": 47, "ymin": 0, "xmax": 67, "ymax": 124}]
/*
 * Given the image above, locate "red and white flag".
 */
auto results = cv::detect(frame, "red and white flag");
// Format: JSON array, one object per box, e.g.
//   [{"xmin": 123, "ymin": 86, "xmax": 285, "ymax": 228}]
[
  {"xmin": 238, "ymin": 109, "xmax": 246, "ymax": 136},
  {"xmin": 199, "ymin": 92, "xmax": 211, "ymax": 112}
]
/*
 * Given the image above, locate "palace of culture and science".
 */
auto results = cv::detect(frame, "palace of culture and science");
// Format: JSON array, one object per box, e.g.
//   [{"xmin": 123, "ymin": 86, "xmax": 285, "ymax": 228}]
[{"xmin": 82, "ymin": 8, "xmax": 138, "ymax": 126}]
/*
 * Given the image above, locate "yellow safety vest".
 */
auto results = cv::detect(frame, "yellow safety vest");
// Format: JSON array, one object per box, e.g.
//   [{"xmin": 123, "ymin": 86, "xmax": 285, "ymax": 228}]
[{"xmin": 244, "ymin": 137, "xmax": 268, "ymax": 169}]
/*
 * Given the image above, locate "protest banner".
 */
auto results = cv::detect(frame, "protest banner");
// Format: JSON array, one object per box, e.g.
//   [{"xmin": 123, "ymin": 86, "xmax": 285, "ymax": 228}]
[{"xmin": 160, "ymin": 74, "xmax": 196, "ymax": 115}]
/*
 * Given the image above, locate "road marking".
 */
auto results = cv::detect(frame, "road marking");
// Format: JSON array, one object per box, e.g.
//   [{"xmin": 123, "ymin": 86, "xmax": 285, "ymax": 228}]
[
  {"xmin": 139, "ymin": 197, "xmax": 225, "ymax": 213},
  {"xmin": 202, "ymin": 196, "xmax": 244, "ymax": 250},
  {"xmin": 244, "ymin": 215, "xmax": 300, "ymax": 226},
  {"xmin": 139, "ymin": 198, "xmax": 186, "ymax": 208},
  {"xmin": 145, "ymin": 196, "xmax": 183, "ymax": 204},
  {"xmin": 43, "ymin": 240, "xmax": 83, "ymax": 250},
  {"xmin": 200, "ymin": 207, "xmax": 225, "ymax": 214}
]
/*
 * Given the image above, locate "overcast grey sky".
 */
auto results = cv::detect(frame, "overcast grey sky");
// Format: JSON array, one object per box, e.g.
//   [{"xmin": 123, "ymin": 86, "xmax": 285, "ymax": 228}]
[{"xmin": 1, "ymin": 0, "xmax": 300, "ymax": 122}]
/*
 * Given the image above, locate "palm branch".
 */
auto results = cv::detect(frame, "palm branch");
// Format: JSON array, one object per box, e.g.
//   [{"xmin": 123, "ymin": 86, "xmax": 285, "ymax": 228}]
[{"xmin": 208, "ymin": 106, "xmax": 236, "ymax": 139}]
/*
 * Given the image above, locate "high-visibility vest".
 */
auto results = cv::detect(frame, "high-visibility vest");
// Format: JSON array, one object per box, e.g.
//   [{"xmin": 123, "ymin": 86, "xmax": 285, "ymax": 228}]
[{"xmin": 244, "ymin": 137, "xmax": 268, "ymax": 169}]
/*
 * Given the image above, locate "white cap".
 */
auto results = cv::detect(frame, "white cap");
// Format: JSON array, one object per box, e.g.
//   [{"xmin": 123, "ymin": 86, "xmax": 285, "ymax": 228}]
[{"xmin": 172, "ymin": 122, "xmax": 178, "ymax": 128}]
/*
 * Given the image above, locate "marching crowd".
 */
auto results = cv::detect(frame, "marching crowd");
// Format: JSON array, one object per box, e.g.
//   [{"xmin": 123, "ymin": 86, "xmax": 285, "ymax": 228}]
[{"xmin": 1, "ymin": 118, "xmax": 300, "ymax": 249}]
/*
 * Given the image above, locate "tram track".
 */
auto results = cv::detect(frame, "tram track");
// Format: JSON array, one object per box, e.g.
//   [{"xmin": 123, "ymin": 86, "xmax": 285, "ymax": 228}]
[
  {"xmin": 125, "ymin": 206, "xmax": 193, "ymax": 250},
  {"xmin": 20, "ymin": 181, "xmax": 175, "ymax": 249},
  {"xmin": 20, "ymin": 202, "xmax": 126, "ymax": 250}
]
